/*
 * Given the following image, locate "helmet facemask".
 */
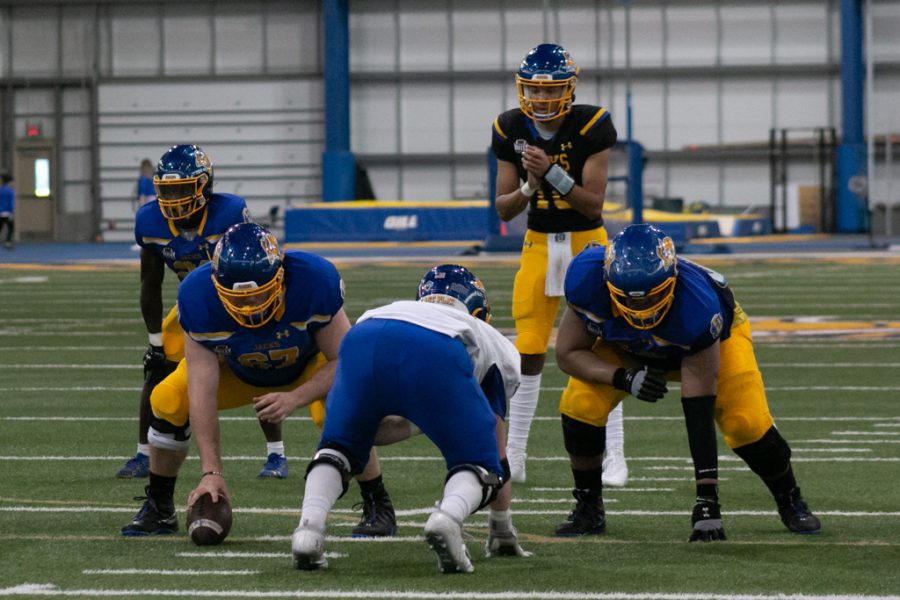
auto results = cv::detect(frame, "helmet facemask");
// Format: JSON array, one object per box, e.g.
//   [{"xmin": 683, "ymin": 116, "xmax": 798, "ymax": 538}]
[
  {"xmin": 154, "ymin": 173, "xmax": 210, "ymax": 221},
  {"xmin": 516, "ymin": 75, "xmax": 577, "ymax": 122},
  {"xmin": 213, "ymin": 266, "xmax": 285, "ymax": 328},
  {"xmin": 607, "ymin": 272, "xmax": 677, "ymax": 330}
]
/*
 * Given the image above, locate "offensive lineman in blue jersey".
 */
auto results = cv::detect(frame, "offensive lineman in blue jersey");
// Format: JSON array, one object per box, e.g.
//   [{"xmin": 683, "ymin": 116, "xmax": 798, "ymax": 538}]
[
  {"xmin": 292, "ymin": 266, "xmax": 529, "ymax": 574},
  {"xmin": 554, "ymin": 224, "xmax": 820, "ymax": 540},
  {"xmin": 121, "ymin": 223, "xmax": 396, "ymax": 539},
  {"xmin": 120, "ymin": 144, "xmax": 289, "ymax": 481}
]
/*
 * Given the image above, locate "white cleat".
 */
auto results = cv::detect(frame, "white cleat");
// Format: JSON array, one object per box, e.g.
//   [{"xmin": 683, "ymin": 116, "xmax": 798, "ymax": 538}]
[
  {"xmin": 292, "ymin": 525, "xmax": 328, "ymax": 571},
  {"xmin": 424, "ymin": 509, "xmax": 474, "ymax": 574},
  {"xmin": 507, "ymin": 448, "xmax": 527, "ymax": 484},
  {"xmin": 602, "ymin": 449, "xmax": 629, "ymax": 487}
]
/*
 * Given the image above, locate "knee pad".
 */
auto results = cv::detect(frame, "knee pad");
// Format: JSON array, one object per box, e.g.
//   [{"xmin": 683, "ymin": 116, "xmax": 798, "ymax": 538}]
[
  {"xmin": 561, "ymin": 414, "xmax": 605, "ymax": 457},
  {"xmin": 148, "ymin": 422, "xmax": 190, "ymax": 452},
  {"xmin": 732, "ymin": 426, "xmax": 792, "ymax": 481},
  {"xmin": 306, "ymin": 447, "xmax": 352, "ymax": 498},
  {"xmin": 445, "ymin": 464, "xmax": 502, "ymax": 511},
  {"xmin": 514, "ymin": 331, "xmax": 547, "ymax": 355}
]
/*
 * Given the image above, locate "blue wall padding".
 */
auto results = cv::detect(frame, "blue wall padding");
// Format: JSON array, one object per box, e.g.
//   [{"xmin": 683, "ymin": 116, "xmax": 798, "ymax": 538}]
[{"xmin": 284, "ymin": 202, "xmax": 490, "ymax": 243}]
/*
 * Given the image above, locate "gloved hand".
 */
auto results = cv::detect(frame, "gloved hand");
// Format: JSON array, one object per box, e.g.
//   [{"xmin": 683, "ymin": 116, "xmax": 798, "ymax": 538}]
[
  {"xmin": 613, "ymin": 366, "xmax": 668, "ymax": 402},
  {"xmin": 485, "ymin": 523, "xmax": 532, "ymax": 558},
  {"xmin": 143, "ymin": 344, "xmax": 167, "ymax": 378},
  {"xmin": 688, "ymin": 497, "xmax": 727, "ymax": 542}
]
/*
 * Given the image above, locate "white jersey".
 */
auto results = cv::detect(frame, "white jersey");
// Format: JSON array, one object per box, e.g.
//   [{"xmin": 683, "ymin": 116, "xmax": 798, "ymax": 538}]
[{"xmin": 357, "ymin": 300, "xmax": 521, "ymax": 402}]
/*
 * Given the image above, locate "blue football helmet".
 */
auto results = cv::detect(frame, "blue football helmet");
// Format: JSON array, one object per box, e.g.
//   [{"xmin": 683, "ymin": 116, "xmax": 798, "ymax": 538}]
[
  {"xmin": 154, "ymin": 144, "xmax": 214, "ymax": 221},
  {"xmin": 211, "ymin": 223, "xmax": 285, "ymax": 328},
  {"xmin": 604, "ymin": 224, "xmax": 678, "ymax": 330},
  {"xmin": 516, "ymin": 43, "xmax": 579, "ymax": 122},
  {"xmin": 417, "ymin": 264, "xmax": 491, "ymax": 323}
]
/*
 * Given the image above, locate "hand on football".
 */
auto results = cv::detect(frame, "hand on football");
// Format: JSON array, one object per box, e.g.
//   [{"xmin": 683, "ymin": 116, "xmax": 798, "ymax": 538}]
[
  {"xmin": 613, "ymin": 366, "xmax": 668, "ymax": 402},
  {"xmin": 188, "ymin": 476, "xmax": 230, "ymax": 508}
]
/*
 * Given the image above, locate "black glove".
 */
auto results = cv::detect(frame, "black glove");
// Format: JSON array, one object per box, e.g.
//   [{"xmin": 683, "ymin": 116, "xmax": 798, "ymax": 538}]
[
  {"xmin": 143, "ymin": 344, "xmax": 167, "ymax": 378},
  {"xmin": 613, "ymin": 366, "xmax": 668, "ymax": 402},
  {"xmin": 688, "ymin": 497, "xmax": 727, "ymax": 542}
]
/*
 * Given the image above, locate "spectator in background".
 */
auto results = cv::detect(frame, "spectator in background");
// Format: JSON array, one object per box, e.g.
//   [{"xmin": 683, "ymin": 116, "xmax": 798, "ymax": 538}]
[
  {"xmin": 135, "ymin": 159, "xmax": 156, "ymax": 210},
  {"xmin": 0, "ymin": 173, "xmax": 14, "ymax": 249}
]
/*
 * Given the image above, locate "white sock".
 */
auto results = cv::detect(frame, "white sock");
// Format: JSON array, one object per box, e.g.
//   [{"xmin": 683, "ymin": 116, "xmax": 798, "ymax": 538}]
[
  {"xmin": 606, "ymin": 402, "xmax": 624, "ymax": 454},
  {"xmin": 137, "ymin": 444, "xmax": 150, "ymax": 456},
  {"xmin": 299, "ymin": 464, "xmax": 343, "ymax": 533},
  {"xmin": 439, "ymin": 471, "xmax": 483, "ymax": 523},
  {"xmin": 506, "ymin": 373, "xmax": 542, "ymax": 452},
  {"xmin": 267, "ymin": 441, "xmax": 285, "ymax": 456}
]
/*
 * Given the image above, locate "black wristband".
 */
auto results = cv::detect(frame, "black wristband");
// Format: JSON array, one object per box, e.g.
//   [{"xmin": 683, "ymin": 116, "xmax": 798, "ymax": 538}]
[{"xmin": 612, "ymin": 368, "xmax": 630, "ymax": 391}]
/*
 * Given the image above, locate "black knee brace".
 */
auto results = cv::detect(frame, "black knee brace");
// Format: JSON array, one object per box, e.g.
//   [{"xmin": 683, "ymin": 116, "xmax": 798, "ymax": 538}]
[
  {"xmin": 500, "ymin": 457, "xmax": 511, "ymax": 485},
  {"xmin": 446, "ymin": 464, "xmax": 502, "ymax": 511},
  {"xmin": 305, "ymin": 446, "xmax": 353, "ymax": 499},
  {"xmin": 732, "ymin": 426, "xmax": 792, "ymax": 481},
  {"xmin": 561, "ymin": 414, "xmax": 605, "ymax": 458}
]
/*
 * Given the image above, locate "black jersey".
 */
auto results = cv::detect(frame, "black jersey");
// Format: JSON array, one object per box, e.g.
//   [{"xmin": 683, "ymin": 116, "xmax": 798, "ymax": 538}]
[{"xmin": 491, "ymin": 105, "xmax": 617, "ymax": 233}]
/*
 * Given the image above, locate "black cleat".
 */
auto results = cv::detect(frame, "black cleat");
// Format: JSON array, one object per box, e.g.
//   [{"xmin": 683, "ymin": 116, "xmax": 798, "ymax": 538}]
[
  {"xmin": 554, "ymin": 489, "xmax": 606, "ymax": 537},
  {"xmin": 776, "ymin": 487, "xmax": 821, "ymax": 534},
  {"xmin": 121, "ymin": 487, "xmax": 178, "ymax": 537},
  {"xmin": 351, "ymin": 488, "xmax": 397, "ymax": 537}
]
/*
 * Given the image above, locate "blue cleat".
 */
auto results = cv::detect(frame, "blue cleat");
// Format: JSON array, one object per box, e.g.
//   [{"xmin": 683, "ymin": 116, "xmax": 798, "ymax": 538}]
[
  {"xmin": 258, "ymin": 453, "xmax": 289, "ymax": 479},
  {"xmin": 116, "ymin": 452, "xmax": 150, "ymax": 479}
]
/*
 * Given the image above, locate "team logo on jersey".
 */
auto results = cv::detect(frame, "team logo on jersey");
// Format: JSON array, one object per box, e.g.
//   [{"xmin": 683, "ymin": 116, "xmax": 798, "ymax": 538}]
[
  {"xmin": 163, "ymin": 247, "xmax": 176, "ymax": 261},
  {"xmin": 709, "ymin": 313, "xmax": 724, "ymax": 339}
]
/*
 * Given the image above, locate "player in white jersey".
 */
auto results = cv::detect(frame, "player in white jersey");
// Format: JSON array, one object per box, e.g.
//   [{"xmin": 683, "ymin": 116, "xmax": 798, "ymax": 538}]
[{"xmin": 292, "ymin": 265, "xmax": 529, "ymax": 574}]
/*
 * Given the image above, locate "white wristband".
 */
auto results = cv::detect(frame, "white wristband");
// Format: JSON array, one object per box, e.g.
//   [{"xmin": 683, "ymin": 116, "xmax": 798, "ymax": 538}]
[
  {"xmin": 520, "ymin": 181, "xmax": 536, "ymax": 198},
  {"xmin": 148, "ymin": 332, "xmax": 163, "ymax": 346}
]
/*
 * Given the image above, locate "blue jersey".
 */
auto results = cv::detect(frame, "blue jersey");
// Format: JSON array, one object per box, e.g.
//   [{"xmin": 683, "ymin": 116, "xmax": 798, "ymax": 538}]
[
  {"xmin": 134, "ymin": 193, "xmax": 251, "ymax": 281},
  {"xmin": 564, "ymin": 246, "xmax": 736, "ymax": 369},
  {"xmin": 177, "ymin": 251, "xmax": 344, "ymax": 388}
]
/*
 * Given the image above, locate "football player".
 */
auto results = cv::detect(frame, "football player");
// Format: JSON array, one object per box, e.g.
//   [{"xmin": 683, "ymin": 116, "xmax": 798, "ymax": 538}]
[
  {"xmin": 292, "ymin": 265, "xmax": 529, "ymax": 574},
  {"xmin": 121, "ymin": 223, "xmax": 396, "ymax": 539},
  {"xmin": 121, "ymin": 144, "xmax": 291, "ymax": 480},
  {"xmin": 554, "ymin": 223, "xmax": 821, "ymax": 539},
  {"xmin": 492, "ymin": 43, "xmax": 627, "ymax": 486}
]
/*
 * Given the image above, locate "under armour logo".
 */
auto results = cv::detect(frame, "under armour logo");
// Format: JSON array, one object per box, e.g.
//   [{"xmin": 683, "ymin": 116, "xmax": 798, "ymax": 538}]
[
  {"xmin": 276, "ymin": 330, "xmax": 290, "ymax": 339},
  {"xmin": 560, "ymin": 142, "xmax": 572, "ymax": 151}
]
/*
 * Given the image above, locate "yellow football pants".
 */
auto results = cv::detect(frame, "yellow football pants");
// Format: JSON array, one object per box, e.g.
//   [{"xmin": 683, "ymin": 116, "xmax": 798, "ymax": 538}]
[
  {"xmin": 513, "ymin": 226, "xmax": 607, "ymax": 355},
  {"xmin": 559, "ymin": 320, "xmax": 774, "ymax": 450},
  {"xmin": 150, "ymin": 352, "xmax": 328, "ymax": 429},
  {"xmin": 161, "ymin": 304, "xmax": 185, "ymax": 362}
]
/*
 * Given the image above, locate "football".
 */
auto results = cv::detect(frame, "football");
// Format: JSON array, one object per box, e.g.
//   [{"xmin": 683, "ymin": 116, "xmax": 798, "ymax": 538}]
[{"xmin": 187, "ymin": 493, "xmax": 233, "ymax": 546}]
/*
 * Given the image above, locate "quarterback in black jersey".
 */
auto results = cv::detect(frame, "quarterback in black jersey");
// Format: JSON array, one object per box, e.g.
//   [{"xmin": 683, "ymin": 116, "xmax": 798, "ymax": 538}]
[{"xmin": 491, "ymin": 43, "xmax": 627, "ymax": 486}]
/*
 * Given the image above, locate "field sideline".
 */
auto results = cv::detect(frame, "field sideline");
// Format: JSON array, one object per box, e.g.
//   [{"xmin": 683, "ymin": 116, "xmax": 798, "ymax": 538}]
[{"xmin": 1, "ymin": 255, "xmax": 899, "ymax": 599}]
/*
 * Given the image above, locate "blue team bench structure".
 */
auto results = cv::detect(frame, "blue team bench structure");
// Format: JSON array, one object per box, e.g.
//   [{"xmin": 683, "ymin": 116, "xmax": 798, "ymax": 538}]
[{"xmin": 284, "ymin": 201, "xmax": 489, "ymax": 244}]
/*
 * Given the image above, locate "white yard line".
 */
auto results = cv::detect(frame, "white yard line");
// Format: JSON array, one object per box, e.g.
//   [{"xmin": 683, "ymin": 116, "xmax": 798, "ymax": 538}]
[
  {"xmin": 3, "ymin": 583, "xmax": 898, "ymax": 599},
  {"xmin": 82, "ymin": 569, "xmax": 260, "ymax": 576}
]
